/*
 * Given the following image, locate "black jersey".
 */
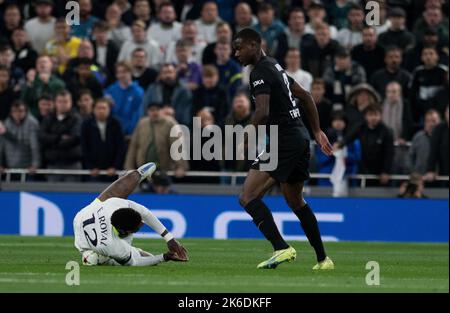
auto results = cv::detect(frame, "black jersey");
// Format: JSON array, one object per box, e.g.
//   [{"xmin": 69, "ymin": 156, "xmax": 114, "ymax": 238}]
[{"xmin": 249, "ymin": 56, "xmax": 304, "ymax": 130}]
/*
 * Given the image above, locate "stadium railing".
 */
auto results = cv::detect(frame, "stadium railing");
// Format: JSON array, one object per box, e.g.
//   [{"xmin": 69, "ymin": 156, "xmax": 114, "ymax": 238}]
[{"xmin": 1, "ymin": 168, "xmax": 449, "ymax": 187}]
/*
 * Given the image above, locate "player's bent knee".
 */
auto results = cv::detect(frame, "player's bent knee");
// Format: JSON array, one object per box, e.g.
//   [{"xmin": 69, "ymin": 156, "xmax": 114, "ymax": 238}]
[{"xmin": 239, "ymin": 192, "xmax": 259, "ymax": 208}]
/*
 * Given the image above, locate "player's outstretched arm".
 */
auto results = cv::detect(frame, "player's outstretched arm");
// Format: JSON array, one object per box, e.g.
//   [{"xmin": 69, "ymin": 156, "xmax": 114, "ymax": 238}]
[
  {"xmin": 291, "ymin": 81, "xmax": 333, "ymax": 156},
  {"xmin": 128, "ymin": 200, "xmax": 189, "ymax": 261}
]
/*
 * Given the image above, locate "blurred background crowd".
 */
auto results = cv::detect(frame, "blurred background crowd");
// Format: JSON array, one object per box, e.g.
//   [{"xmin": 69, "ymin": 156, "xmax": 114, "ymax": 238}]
[{"xmin": 0, "ymin": 0, "xmax": 448, "ymax": 190}]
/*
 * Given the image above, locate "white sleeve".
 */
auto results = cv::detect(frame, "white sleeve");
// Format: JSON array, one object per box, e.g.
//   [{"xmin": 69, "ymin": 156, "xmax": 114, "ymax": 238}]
[
  {"xmin": 127, "ymin": 200, "xmax": 167, "ymax": 236},
  {"xmin": 126, "ymin": 247, "xmax": 165, "ymax": 266}
]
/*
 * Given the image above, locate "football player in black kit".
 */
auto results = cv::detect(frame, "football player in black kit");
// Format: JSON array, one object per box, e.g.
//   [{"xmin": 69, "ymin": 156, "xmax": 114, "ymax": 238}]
[{"xmin": 233, "ymin": 28, "xmax": 335, "ymax": 269}]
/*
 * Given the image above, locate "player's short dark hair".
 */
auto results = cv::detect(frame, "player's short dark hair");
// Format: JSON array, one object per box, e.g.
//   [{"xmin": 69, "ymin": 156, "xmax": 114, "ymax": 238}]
[
  {"xmin": 234, "ymin": 28, "xmax": 262, "ymax": 45},
  {"xmin": 111, "ymin": 208, "xmax": 142, "ymax": 233},
  {"xmin": 364, "ymin": 103, "xmax": 382, "ymax": 115}
]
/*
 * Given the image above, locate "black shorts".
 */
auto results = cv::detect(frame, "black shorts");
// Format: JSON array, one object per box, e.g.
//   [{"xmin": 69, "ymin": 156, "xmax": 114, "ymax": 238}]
[{"xmin": 250, "ymin": 126, "xmax": 311, "ymax": 184}]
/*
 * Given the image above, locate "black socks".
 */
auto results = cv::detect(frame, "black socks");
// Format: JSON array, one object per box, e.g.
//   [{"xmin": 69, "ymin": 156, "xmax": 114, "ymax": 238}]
[
  {"xmin": 244, "ymin": 199, "xmax": 289, "ymax": 251},
  {"xmin": 293, "ymin": 203, "xmax": 326, "ymax": 262}
]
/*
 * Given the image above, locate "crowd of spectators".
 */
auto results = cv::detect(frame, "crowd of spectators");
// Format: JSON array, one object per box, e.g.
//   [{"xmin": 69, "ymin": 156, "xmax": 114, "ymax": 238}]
[{"xmin": 0, "ymin": 0, "xmax": 448, "ymax": 187}]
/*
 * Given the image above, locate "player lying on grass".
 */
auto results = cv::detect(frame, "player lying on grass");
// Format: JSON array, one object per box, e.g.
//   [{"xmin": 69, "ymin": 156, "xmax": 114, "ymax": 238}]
[{"xmin": 73, "ymin": 162, "xmax": 189, "ymax": 266}]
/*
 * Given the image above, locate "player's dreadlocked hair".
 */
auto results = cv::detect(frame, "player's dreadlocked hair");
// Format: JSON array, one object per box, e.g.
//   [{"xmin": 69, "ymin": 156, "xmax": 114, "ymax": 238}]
[
  {"xmin": 111, "ymin": 208, "xmax": 142, "ymax": 233},
  {"xmin": 234, "ymin": 28, "xmax": 262, "ymax": 45}
]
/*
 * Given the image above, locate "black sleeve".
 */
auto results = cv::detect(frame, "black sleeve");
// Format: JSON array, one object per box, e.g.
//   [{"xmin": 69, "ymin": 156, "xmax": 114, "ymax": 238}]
[{"xmin": 250, "ymin": 66, "xmax": 273, "ymax": 96}]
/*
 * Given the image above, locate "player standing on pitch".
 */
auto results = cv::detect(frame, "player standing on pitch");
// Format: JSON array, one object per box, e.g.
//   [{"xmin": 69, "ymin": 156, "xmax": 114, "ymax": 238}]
[
  {"xmin": 73, "ymin": 162, "xmax": 188, "ymax": 266},
  {"xmin": 233, "ymin": 28, "xmax": 334, "ymax": 270}
]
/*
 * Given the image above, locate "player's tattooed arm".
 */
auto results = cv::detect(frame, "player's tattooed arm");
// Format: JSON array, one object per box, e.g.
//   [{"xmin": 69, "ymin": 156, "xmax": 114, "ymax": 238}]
[{"xmin": 291, "ymin": 81, "xmax": 333, "ymax": 156}]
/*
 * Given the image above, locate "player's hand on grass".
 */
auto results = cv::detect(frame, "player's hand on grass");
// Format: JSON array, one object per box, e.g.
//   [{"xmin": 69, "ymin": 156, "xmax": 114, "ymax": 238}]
[
  {"xmin": 315, "ymin": 131, "xmax": 333, "ymax": 156},
  {"xmin": 167, "ymin": 239, "xmax": 189, "ymax": 261}
]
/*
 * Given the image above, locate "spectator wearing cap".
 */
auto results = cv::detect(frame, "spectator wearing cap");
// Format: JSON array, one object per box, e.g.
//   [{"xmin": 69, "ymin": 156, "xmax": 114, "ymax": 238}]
[
  {"xmin": 301, "ymin": 22, "xmax": 341, "ymax": 78},
  {"xmin": 193, "ymin": 65, "xmax": 228, "ymax": 126},
  {"xmin": 409, "ymin": 109, "xmax": 441, "ymax": 175},
  {"xmin": 39, "ymin": 90, "xmax": 83, "ymax": 182},
  {"xmin": 413, "ymin": 6, "xmax": 449, "ymax": 47},
  {"xmin": 11, "ymin": 27, "xmax": 38, "ymax": 74},
  {"xmin": 344, "ymin": 83, "xmax": 381, "ymax": 131},
  {"xmin": 404, "ymin": 28, "xmax": 448, "ymax": 72},
  {"xmin": 323, "ymin": 47, "xmax": 366, "ymax": 108},
  {"xmin": 105, "ymin": 3, "xmax": 132, "ymax": 48},
  {"xmin": 141, "ymin": 63, "xmax": 192, "ymax": 127},
  {"xmin": 202, "ymin": 21, "xmax": 233, "ymax": 66},
  {"xmin": 165, "ymin": 20, "xmax": 207, "ymax": 65},
  {"xmin": 173, "ymin": 39, "xmax": 202, "ymax": 92},
  {"xmin": 409, "ymin": 46, "xmax": 449, "ymax": 124},
  {"xmin": 21, "ymin": 54, "xmax": 66, "ymax": 118},
  {"xmin": 284, "ymin": 48, "xmax": 313, "ymax": 92},
  {"xmin": 0, "ymin": 100, "xmax": 40, "ymax": 179},
  {"xmin": 0, "ymin": 3, "xmax": 23, "ymax": 44},
  {"xmin": 105, "ymin": 61, "xmax": 144, "ymax": 138},
  {"xmin": 36, "ymin": 93, "xmax": 54, "ymax": 123},
  {"xmin": 315, "ymin": 111, "xmax": 361, "ymax": 186},
  {"xmin": 91, "ymin": 21, "xmax": 120, "ymax": 84},
  {"xmin": 124, "ymin": 101, "xmax": 188, "ymax": 177},
  {"xmin": 274, "ymin": 7, "xmax": 313, "ymax": 67},
  {"xmin": 24, "ymin": 0, "xmax": 56, "ymax": 54},
  {"xmin": 148, "ymin": 1, "xmax": 182, "ymax": 55},
  {"xmin": 45, "ymin": 18, "xmax": 82, "ymax": 75},
  {"xmin": 232, "ymin": 2, "xmax": 257, "ymax": 35},
  {"xmin": 71, "ymin": 0, "xmax": 99, "ymax": 39},
  {"xmin": 337, "ymin": 104, "xmax": 394, "ymax": 186},
  {"xmin": 0, "ymin": 65, "xmax": 16, "ymax": 121},
  {"xmin": 131, "ymin": 48, "xmax": 158, "ymax": 91},
  {"xmin": 378, "ymin": 7, "xmax": 415, "ymax": 52},
  {"xmin": 351, "ymin": 26, "xmax": 385, "ymax": 78},
  {"xmin": 304, "ymin": 2, "xmax": 338, "ymax": 39},
  {"xmin": 81, "ymin": 97, "xmax": 126, "ymax": 182},
  {"xmin": 370, "ymin": 46, "xmax": 412, "ymax": 98},
  {"xmin": 195, "ymin": 1, "xmax": 222, "ymax": 44},
  {"xmin": 66, "ymin": 57, "xmax": 103, "ymax": 103},
  {"xmin": 336, "ymin": 4, "xmax": 365, "ymax": 50},
  {"xmin": 118, "ymin": 20, "xmax": 161, "ymax": 68},
  {"xmin": 253, "ymin": 2, "xmax": 285, "ymax": 56},
  {"xmin": 425, "ymin": 105, "xmax": 449, "ymax": 182}
]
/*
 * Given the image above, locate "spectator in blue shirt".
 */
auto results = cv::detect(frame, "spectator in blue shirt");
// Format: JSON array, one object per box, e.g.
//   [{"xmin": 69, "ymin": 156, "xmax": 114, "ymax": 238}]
[
  {"xmin": 71, "ymin": 0, "xmax": 99, "ymax": 39},
  {"xmin": 214, "ymin": 37, "xmax": 242, "ymax": 100},
  {"xmin": 253, "ymin": 2, "xmax": 285, "ymax": 56},
  {"xmin": 105, "ymin": 61, "xmax": 143, "ymax": 139}
]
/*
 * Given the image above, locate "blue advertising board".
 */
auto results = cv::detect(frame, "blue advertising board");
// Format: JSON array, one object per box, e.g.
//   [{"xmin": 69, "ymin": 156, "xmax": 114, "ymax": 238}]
[{"xmin": 0, "ymin": 192, "xmax": 448, "ymax": 243}]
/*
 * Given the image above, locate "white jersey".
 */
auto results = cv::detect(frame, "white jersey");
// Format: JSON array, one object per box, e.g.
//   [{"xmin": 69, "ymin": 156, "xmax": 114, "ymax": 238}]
[{"xmin": 73, "ymin": 197, "xmax": 165, "ymax": 265}]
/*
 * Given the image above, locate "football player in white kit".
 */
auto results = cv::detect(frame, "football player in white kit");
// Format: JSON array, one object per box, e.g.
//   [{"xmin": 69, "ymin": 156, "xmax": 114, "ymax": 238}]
[{"xmin": 73, "ymin": 162, "xmax": 188, "ymax": 266}]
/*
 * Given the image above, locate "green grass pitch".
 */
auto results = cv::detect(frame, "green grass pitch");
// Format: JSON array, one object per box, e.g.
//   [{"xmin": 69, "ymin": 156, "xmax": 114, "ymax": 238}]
[{"xmin": 0, "ymin": 236, "xmax": 447, "ymax": 292}]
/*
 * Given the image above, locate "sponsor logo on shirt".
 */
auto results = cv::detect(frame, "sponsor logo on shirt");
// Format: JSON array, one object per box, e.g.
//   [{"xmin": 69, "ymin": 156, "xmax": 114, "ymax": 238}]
[{"xmin": 253, "ymin": 79, "xmax": 264, "ymax": 87}]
